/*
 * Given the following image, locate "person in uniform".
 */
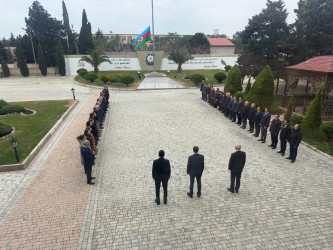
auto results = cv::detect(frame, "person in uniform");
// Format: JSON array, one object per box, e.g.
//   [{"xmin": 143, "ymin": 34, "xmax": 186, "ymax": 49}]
[
  {"xmin": 247, "ymin": 103, "xmax": 256, "ymax": 133},
  {"xmin": 232, "ymin": 97, "xmax": 238, "ymax": 122},
  {"xmin": 235, "ymin": 97, "xmax": 244, "ymax": 125},
  {"xmin": 258, "ymin": 108, "xmax": 271, "ymax": 143},
  {"xmin": 269, "ymin": 114, "xmax": 281, "ymax": 149},
  {"xmin": 240, "ymin": 101, "xmax": 250, "ymax": 129},
  {"xmin": 286, "ymin": 124, "xmax": 302, "ymax": 163},
  {"xmin": 277, "ymin": 120, "xmax": 291, "ymax": 156},
  {"xmin": 253, "ymin": 107, "xmax": 263, "ymax": 137}
]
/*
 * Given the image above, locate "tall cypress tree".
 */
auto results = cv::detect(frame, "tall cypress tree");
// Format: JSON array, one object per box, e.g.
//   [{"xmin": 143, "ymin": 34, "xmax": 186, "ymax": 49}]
[
  {"xmin": 224, "ymin": 66, "xmax": 242, "ymax": 94},
  {"xmin": 37, "ymin": 43, "xmax": 47, "ymax": 76},
  {"xmin": 0, "ymin": 56, "xmax": 10, "ymax": 77},
  {"xmin": 244, "ymin": 76, "xmax": 252, "ymax": 95},
  {"xmin": 62, "ymin": 0, "xmax": 76, "ymax": 54},
  {"xmin": 56, "ymin": 43, "xmax": 66, "ymax": 76},
  {"xmin": 15, "ymin": 45, "xmax": 29, "ymax": 77},
  {"xmin": 284, "ymin": 95, "xmax": 294, "ymax": 121},
  {"xmin": 78, "ymin": 9, "xmax": 94, "ymax": 54}
]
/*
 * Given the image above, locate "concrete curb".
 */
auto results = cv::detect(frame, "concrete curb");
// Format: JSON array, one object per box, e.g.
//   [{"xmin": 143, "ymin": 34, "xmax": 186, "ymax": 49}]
[
  {"xmin": 74, "ymin": 78, "xmax": 138, "ymax": 91},
  {"xmin": 300, "ymin": 140, "xmax": 333, "ymax": 161},
  {"xmin": 0, "ymin": 100, "xmax": 80, "ymax": 172}
]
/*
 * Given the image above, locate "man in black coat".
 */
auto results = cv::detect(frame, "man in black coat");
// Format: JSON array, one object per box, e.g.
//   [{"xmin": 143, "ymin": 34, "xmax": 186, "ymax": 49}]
[
  {"xmin": 81, "ymin": 140, "xmax": 96, "ymax": 185},
  {"xmin": 235, "ymin": 97, "xmax": 244, "ymax": 125},
  {"xmin": 152, "ymin": 150, "xmax": 171, "ymax": 205},
  {"xmin": 286, "ymin": 124, "xmax": 302, "ymax": 163},
  {"xmin": 253, "ymin": 107, "xmax": 263, "ymax": 137},
  {"xmin": 277, "ymin": 120, "xmax": 291, "ymax": 156},
  {"xmin": 247, "ymin": 103, "xmax": 256, "ymax": 133},
  {"xmin": 228, "ymin": 96, "xmax": 234, "ymax": 120},
  {"xmin": 258, "ymin": 108, "xmax": 271, "ymax": 143},
  {"xmin": 224, "ymin": 93, "xmax": 231, "ymax": 117},
  {"xmin": 269, "ymin": 114, "xmax": 282, "ymax": 149},
  {"xmin": 227, "ymin": 144, "xmax": 246, "ymax": 193},
  {"xmin": 205, "ymin": 84, "xmax": 211, "ymax": 103},
  {"xmin": 187, "ymin": 146, "xmax": 204, "ymax": 198},
  {"xmin": 241, "ymin": 101, "xmax": 250, "ymax": 129}
]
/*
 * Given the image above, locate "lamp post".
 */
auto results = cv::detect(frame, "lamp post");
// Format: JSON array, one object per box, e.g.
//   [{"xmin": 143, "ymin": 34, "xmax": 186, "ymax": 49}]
[
  {"xmin": 9, "ymin": 137, "xmax": 20, "ymax": 163},
  {"xmin": 71, "ymin": 88, "xmax": 76, "ymax": 100}
]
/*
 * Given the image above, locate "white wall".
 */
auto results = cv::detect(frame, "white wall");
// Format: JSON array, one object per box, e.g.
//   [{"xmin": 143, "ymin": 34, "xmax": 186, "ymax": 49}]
[{"xmin": 160, "ymin": 57, "xmax": 238, "ymax": 71}]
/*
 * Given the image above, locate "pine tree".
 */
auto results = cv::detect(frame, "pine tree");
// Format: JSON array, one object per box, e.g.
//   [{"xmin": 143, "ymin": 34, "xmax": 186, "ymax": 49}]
[
  {"xmin": 224, "ymin": 66, "xmax": 242, "ymax": 94},
  {"xmin": 79, "ymin": 9, "xmax": 94, "ymax": 54},
  {"xmin": 55, "ymin": 43, "xmax": 66, "ymax": 76},
  {"xmin": 246, "ymin": 65, "xmax": 274, "ymax": 108},
  {"xmin": 62, "ymin": 0, "xmax": 76, "ymax": 54},
  {"xmin": 302, "ymin": 84, "xmax": 323, "ymax": 137},
  {"xmin": 244, "ymin": 76, "xmax": 252, "ymax": 95},
  {"xmin": 0, "ymin": 57, "xmax": 10, "ymax": 77},
  {"xmin": 37, "ymin": 43, "xmax": 47, "ymax": 76},
  {"xmin": 15, "ymin": 45, "xmax": 29, "ymax": 77},
  {"xmin": 284, "ymin": 95, "xmax": 294, "ymax": 121}
]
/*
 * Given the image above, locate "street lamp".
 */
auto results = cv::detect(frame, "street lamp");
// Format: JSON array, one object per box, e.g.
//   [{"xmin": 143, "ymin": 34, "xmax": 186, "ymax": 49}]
[
  {"xmin": 71, "ymin": 88, "xmax": 76, "ymax": 100},
  {"xmin": 9, "ymin": 137, "xmax": 20, "ymax": 163}
]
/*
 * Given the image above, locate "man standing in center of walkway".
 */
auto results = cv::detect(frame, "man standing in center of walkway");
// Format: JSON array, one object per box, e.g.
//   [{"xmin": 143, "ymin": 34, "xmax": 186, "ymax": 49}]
[
  {"xmin": 187, "ymin": 146, "xmax": 205, "ymax": 198},
  {"xmin": 152, "ymin": 150, "xmax": 171, "ymax": 205},
  {"xmin": 81, "ymin": 140, "xmax": 96, "ymax": 185},
  {"xmin": 227, "ymin": 143, "xmax": 246, "ymax": 193}
]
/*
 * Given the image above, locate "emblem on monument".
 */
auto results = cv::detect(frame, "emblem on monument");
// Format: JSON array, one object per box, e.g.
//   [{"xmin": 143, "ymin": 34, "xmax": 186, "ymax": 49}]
[{"xmin": 145, "ymin": 54, "xmax": 154, "ymax": 66}]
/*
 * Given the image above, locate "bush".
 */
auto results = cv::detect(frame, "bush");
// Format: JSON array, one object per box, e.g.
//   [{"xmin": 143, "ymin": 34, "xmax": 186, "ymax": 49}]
[
  {"xmin": 110, "ymin": 77, "xmax": 120, "ymax": 83},
  {"xmin": 234, "ymin": 91, "xmax": 244, "ymax": 99},
  {"xmin": 224, "ymin": 66, "xmax": 242, "ymax": 94},
  {"xmin": 77, "ymin": 68, "xmax": 87, "ymax": 74},
  {"xmin": 0, "ymin": 57, "xmax": 10, "ymax": 77},
  {"xmin": 284, "ymin": 95, "xmax": 294, "ymax": 122},
  {"xmin": 99, "ymin": 75, "xmax": 111, "ymax": 84},
  {"xmin": 190, "ymin": 74, "xmax": 206, "ymax": 85},
  {"xmin": 184, "ymin": 74, "xmax": 192, "ymax": 80},
  {"xmin": 116, "ymin": 73, "xmax": 123, "ymax": 78},
  {"xmin": 120, "ymin": 75, "xmax": 135, "ymax": 86},
  {"xmin": 78, "ymin": 69, "xmax": 88, "ymax": 77},
  {"xmin": 244, "ymin": 76, "xmax": 251, "ymax": 95},
  {"xmin": 321, "ymin": 122, "xmax": 333, "ymax": 140},
  {"xmin": 290, "ymin": 115, "xmax": 304, "ymax": 126},
  {"xmin": 0, "ymin": 121, "xmax": 13, "ymax": 137},
  {"xmin": 0, "ymin": 104, "xmax": 25, "ymax": 115},
  {"xmin": 225, "ymin": 65, "xmax": 231, "ymax": 72},
  {"xmin": 84, "ymin": 72, "xmax": 98, "ymax": 82},
  {"xmin": 0, "ymin": 99, "xmax": 9, "ymax": 109},
  {"xmin": 214, "ymin": 72, "xmax": 227, "ymax": 83}
]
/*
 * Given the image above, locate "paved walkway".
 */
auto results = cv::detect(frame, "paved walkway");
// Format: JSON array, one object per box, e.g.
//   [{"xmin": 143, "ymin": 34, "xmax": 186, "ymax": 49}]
[
  {"xmin": 137, "ymin": 76, "xmax": 184, "ymax": 89},
  {"xmin": 0, "ymin": 86, "xmax": 332, "ymax": 249}
]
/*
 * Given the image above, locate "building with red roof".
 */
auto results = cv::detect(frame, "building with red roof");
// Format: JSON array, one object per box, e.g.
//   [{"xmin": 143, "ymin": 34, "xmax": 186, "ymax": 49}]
[{"xmin": 207, "ymin": 38, "xmax": 235, "ymax": 55}]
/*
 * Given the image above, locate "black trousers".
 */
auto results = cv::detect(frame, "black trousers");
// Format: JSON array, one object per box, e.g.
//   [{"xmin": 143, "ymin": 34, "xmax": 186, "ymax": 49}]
[
  {"xmin": 249, "ymin": 120, "xmax": 254, "ymax": 131},
  {"xmin": 229, "ymin": 110, "xmax": 233, "ymax": 120},
  {"xmin": 154, "ymin": 175, "xmax": 169, "ymax": 199},
  {"xmin": 255, "ymin": 123, "xmax": 260, "ymax": 135},
  {"xmin": 280, "ymin": 139, "xmax": 287, "ymax": 153},
  {"xmin": 225, "ymin": 107, "xmax": 230, "ymax": 117},
  {"xmin": 84, "ymin": 164, "xmax": 92, "ymax": 183},
  {"xmin": 290, "ymin": 144, "xmax": 298, "ymax": 161},
  {"xmin": 189, "ymin": 173, "xmax": 202, "ymax": 195},
  {"xmin": 230, "ymin": 172, "xmax": 242, "ymax": 192},
  {"xmin": 232, "ymin": 111, "xmax": 237, "ymax": 122},
  {"xmin": 261, "ymin": 126, "xmax": 268, "ymax": 141},
  {"xmin": 271, "ymin": 134, "xmax": 279, "ymax": 146},
  {"xmin": 242, "ymin": 117, "xmax": 247, "ymax": 129},
  {"xmin": 237, "ymin": 113, "xmax": 242, "ymax": 124}
]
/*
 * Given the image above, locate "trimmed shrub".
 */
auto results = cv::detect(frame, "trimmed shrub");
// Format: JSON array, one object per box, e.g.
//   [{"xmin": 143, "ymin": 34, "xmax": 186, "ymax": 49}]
[
  {"xmin": 77, "ymin": 68, "xmax": 86, "ymax": 74},
  {"xmin": 99, "ymin": 75, "xmax": 111, "ymax": 84},
  {"xmin": 214, "ymin": 72, "xmax": 227, "ymax": 83},
  {"xmin": 116, "ymin": 73, "xmax": 123, "ymax": 78},
  {"xmin": 15, "ymin": 45, "xmax": 29, "ymax": 77},
  {"xmin": 224, "ymin": 66, "xmax": 242, "ymax": 94},
  {"xmin": 0, "ymin": 121, "xmax": 13, "ymax": 137},
  {"xmin": 0, "ymin": 104, "xmax": 25, "ymax": 115},
  {"xmin": 290, "ymin": 115, "xmax": 304, "ymax": 126},
  {"xmin": 245, "ymin": 65, "xmax": 274, "ymax": 108},
  {"xmin": 284, "ymin": 95, "xmax": 294, "ymax": 121},
  {"xmin": 321, "ymin": 122, "xmax": 333, "ymax": 140},
  {"xmin": 190, "ymin": 74, "xmax": 206, "ymax": 85},
  {"xmin": 184, "ymin": 74, "xmax": 192, "ymax": 79},
  {"xmin": 79, "ymin": 69, "xmax": 88, "ymax": 77},
  {"xmin": 120, "ymin": 75, "xmax": 135, "ymax": 86},
  {"xmin": 0, "ymin": 99, "xmax": 9, "ymax": 109},
  {"xmin": 110, "ymin": 77, "xmax": 120, "ymax": 83},
  {"xmin": 234, "ymin": 91, "xmax": 244, "ymax": 99},
  {"xmin": 55, "ymin": 43, "xmax": 66, "ymax": 76},
  {"xmin": 225, "ymin": 65, "xmax": 231, "ymax": 72},
  {"xmin": 84, "ymin": 72, "xmax": 98, "ymax": 82},
  {"xmin": 38, "ymin": 43, "xmax": 47, "ymax": 76},
  {"xmin": 244, "ymin": 76, "xmax": 251, "ymax": 95},
  {"xmin": 0, "ymin": 57, "xmax": 10, "ymax": 77}
]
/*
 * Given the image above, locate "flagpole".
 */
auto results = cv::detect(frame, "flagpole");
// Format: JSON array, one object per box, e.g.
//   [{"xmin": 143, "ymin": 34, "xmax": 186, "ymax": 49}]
[{"xmin": 151, "ymin": 0, "xmax": 156, "ymax": 73}]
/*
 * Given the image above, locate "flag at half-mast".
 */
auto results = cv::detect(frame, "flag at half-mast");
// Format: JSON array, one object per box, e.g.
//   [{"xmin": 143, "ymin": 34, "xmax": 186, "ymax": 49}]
[{"xmin": 133, "ymin": 26, "xmax": 152, "ymax": 51}]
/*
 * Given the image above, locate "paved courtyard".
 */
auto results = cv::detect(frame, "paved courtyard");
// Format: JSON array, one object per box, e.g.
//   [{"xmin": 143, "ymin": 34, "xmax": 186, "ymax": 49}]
[{"xmin": 0, "ymin": 85, "xmax": 332, "ymax": 249}]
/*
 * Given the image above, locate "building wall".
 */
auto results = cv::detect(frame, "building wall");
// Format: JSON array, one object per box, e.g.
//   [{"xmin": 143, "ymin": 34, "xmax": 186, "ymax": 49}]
[{"xmin": 210, "ymin": 46, "xmax": 235, "ymax": 55}]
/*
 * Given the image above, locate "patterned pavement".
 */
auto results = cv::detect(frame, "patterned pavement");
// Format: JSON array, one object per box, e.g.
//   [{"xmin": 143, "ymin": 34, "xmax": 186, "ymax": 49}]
[{"xmin": 0, "ymin": 87, "xmax": 332, "ymax": 249}]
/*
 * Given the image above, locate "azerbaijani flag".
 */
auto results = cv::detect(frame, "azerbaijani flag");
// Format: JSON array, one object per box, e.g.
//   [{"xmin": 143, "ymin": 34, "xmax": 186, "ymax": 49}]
[{"xmin": 133, "ymin": 26, "xmax": 152, "ymax": 51}]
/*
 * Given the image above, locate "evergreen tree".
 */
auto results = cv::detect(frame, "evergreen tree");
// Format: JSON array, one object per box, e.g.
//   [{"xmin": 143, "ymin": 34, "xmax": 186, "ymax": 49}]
[
  {"xmin": 0, "ymin": 41, "xmax": 9, "ymax": 61},
  {"xmin": 244, "ymin": 76, "xmax": 252, "ymax": 95},
  {"xmin": 188, "ymin": 32, "xmax": 210, "ymax": 54},
  {"xmin": 0, "ymin": 57, "xmax": 10, "ymax": 77},
  {"xmin": 246, "ymin": 65, "xmax": 274, "ymax": 108},
  {"xmin": 15, "ymin": 45, "xmax": 29, "ymax": 77},
  {"xmin": 284, "ymin": 95, "xmax": 294, "ymax": 121},
  {"xmin": 224, "ymin": 66, "xmax": 242, "ymax": 94},
  {"xmin": 37, "ymin": 43, "xmax": 47, "ymax": 76},
  {"xmin": 79, "ymin": 9, "xmax": 94, "ymax": 54},
  {"xmin": 62, "ymin": 0, "xmax": 76, "ymax": 54},
  {"xmin": 55, "ymin": 43, "xmax": 66, "ymax": 76},
  {"xmin": 302, "ymin": 84, "xmax": 323, "ymax": 136}
]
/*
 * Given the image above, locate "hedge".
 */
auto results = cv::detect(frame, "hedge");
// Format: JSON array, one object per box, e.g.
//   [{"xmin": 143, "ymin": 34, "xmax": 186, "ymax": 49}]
[
  {"xmin": 0, "ymin": 99, "xmax": 9, "ymax": 109},
  {"xmin": 0, "ymin": 121, "xmax": 13, "ymax": 137},
  {"xmin": 214, "ymin": 72, "xmax": 227, "ymax": 83},
  {"xmin": 120, "ymin": 75, "xmax": 135, "ymax": 86},
  {"xmin": 190, "ymin": 74, "xmax": 205, "ymax": 85},
  {"xmin": 0, "ymin": 104, "xmax": 25, "ymax": 115},
  {"xmin": 321, "ymin": 122, "xmax": 333, "ymax": 140},
  {"xmin": 84, "ymin": 72, "xmax": 98, "ymax": 82},
  {"xmin": 290, "ymin": 115, "xmax": 304, "ymax": 126}
]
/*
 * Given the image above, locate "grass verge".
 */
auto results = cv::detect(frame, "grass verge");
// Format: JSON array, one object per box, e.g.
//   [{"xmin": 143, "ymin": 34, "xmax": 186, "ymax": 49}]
[
  {"xmin": 0, "ymin": 100, "xmax": 74, "ymax": 165},
  {"xmin": 301, "ymin": 127, "xmax": 333, "ymax": 157}
]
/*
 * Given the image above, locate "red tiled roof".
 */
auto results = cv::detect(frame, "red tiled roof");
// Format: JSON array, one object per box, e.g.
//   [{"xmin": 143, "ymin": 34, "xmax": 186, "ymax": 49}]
[
  {"xmin": 285, "ymin": 55, "xmax": 333, "ymax": 74},
  {"xmin": 207, "ymin": 38, "xmax": 235, "ymax": 47}
]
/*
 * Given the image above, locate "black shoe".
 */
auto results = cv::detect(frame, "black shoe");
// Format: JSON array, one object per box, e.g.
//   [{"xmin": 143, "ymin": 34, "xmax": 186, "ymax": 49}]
[
  {"xmin": 163, "ymin": 198, "xmax": 167, "ymax": 204},
  {"xmin": 286, "ymin": 157, "xmax": 292, "ymax": 160},
  {"xmin": 187, "ymin": 192, "xmax": 193, "ymax": 198},
  {"xmin": 155, "ymin": 198, "xmax": 160, "ymax": 205},
  {"xmin": 87, "ymin": 182, "xmax": 95, "ymax": 185},
  {"xmin": 258, "ymin": 139, "xmax": 263, "ymax": 141},
  {"xmin": 254, "ymin": 135, "xmax": 259, "ymax": 137},
  {"xmin": 227, "ymin": 188, "xmax": 234, "ymax": 193},
  {"xmin": 91, "ymin": 177, "xmax": 95, "ymax": 180},
  {"xmin": 197, "ymin": 193, "xmax": 201, "ymax": 198},
  {"xmin": 291, "ymin": 160, "xmax": 295, "ymax": 163},
  {"xmin": 235, "ymin": 190, "xmax": 239, "ymax": 193},
  {"xmin": 277, "ymin": 151, "xmax": 282, "ymax": 153},
  {"xmin": 261, "ymin": 141, "xmax": 266, "ymax": 143},
  {"xmin": 281, "ymin": 153, "xmax": 285, "ymax": 156},
  {"xmin": 268, "ymin": 145, "xmax": 273, "ymax": 147},
  {"xmin": 247, "ymin": 129, "xmax": 251, "ymax": 131}
]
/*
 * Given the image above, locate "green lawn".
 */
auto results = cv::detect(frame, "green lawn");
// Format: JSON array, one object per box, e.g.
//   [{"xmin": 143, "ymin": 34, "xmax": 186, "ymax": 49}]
[
  {"xmin": 0, "ymin": 100, "xmax": 74, "ymax": 165},
  {"xmin": 301, "ymin": 127, "xmax": 333, "ymax": 157}
]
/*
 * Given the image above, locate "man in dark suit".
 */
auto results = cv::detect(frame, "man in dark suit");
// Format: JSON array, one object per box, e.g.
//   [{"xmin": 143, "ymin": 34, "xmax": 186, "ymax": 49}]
[
  {"xmin": 152, "ymin": 150, "xmax": 171, "ymax": 205},
  {"xmin": 235, "ymin": 97, "xmax": 244, "ymax": 125},
  {"xmin": 227, "ymin": 144, "xmax": 246, "ymax": 193},
  {"xmin": 258, "ymin": 108, "xmax": 271, "ymax": 143},
  {"xmin": 269, "ymin": 114, "xmax": 281, "ymax": 149},
  {"xmin": 232, "ymin": 97, "xmax": 238, "ymax": 122},
  {"xmin": 228, "ymin": 96, "xmax": 234, "ymax": 120},
  {"xmin": 253, "ymin": 107, "xmax": 263, "ymax": 137},
  {"xmin": 81, "ymin": 140, "xmax": 96, "ymax": 185},
  {"xmin": 286, "ymin": 124, "xmax": 302, "ymax": 163},
  {"xmin": 247, "ymin": 103, "xmax": 256, "ymax": 133},
  {"xmin": 277, "ymin": 120, "xmax": 291, "ymax": 156},
  {"xmin": 241, "ymin": 101, "xmax": 250, "ymax": 129},
  {"xmin": 224, "ymin": 93, "xmax": 231, "ymax": 117},
  {"xmin": 187, "ymin": 146, "xmax": 204, "ymax": 198}
]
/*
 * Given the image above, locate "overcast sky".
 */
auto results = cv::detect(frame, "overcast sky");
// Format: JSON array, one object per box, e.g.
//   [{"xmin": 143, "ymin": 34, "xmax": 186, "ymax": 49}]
[{"xmin": 0, "ymin": 0, "xmax": 299, "ymax": 39}]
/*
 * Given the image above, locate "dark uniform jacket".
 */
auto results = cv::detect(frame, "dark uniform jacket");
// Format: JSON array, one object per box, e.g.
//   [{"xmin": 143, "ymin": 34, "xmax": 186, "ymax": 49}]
[
  {"xmin": 254, "ymin": 111, "xmax": 263, "ymax": 124},
  {"xmin": 152, "ymin": 158, "xmax": 171, "ymax": 178},
  {"xmin": 248, "ymin": 107, "xmax": 256, "ymax": 121},
  {"xmin": 81, "ymin": 146, "xmax": 95, "ymax": 167},
  {"xmin": 269, "ymin": 119, "xmax": 282, "ymax": 135},
  {"xmin": 235, "ymin": 101, "xmax": 244, "ymax": 113},
  {"xmin": 290, "ymin": 129, "xmax": 302, "ymax": 147},
  {"xmin": 241, "ymin": 105, "xmax": 250, "ymax": 119},
  {"xmin": 187, "ymin": 153, "xmax": 204, "ymax": 176},
  {"xmin": 232, "ymin": 100, "xmax": 238, "ymax": 112},
  {"xmin": 280, "ymin": 124, "xmax": 291, "ymax": 141},
  {"xmin": 228, "ymin": 151, "xmax": 246, "ymax": 174},
  {"xmin": 260, "ymin": 112, "xmax": 271, "ymax": 127}
]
